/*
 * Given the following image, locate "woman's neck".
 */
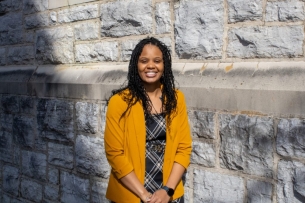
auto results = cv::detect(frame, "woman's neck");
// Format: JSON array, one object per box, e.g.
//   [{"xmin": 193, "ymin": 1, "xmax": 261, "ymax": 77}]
[{"xmin": 143, "ymin": 83, "xmax": 162, "ymax": 98}]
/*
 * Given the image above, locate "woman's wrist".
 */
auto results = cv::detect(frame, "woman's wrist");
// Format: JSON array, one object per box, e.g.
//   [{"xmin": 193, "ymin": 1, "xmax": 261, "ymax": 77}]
[{"xmin": 140, "ymin": 190, "xmax": 152, "ymax": 202}]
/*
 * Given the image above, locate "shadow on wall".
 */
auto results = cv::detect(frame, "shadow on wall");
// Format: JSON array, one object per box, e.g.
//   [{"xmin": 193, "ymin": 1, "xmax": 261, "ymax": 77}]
[{"xmin": 0, "ymin": 0, "xmax": 111, "ymax": 203}]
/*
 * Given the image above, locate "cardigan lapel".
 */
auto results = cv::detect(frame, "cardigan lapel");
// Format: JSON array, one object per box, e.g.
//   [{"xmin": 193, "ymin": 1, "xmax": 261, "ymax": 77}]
[{"xmin": 132, "ymin": 101, "xmax": 146, "ymax": 180}]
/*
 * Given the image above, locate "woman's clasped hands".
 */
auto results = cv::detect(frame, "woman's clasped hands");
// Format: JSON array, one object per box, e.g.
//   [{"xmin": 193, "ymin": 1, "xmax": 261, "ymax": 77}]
[{"xmin": 145, "ymin": 189, "xmax": 171, "ymax": 203}]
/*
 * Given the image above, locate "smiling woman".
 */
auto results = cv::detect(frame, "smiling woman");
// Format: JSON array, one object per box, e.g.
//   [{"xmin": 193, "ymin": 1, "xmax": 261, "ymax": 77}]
[{"xmin": 104, "ymin": 37, "xmax": 192, "ymax": 203}]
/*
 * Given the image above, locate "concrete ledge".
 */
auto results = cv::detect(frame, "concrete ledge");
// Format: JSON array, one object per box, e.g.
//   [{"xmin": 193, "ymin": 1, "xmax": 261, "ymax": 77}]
[{"xmin": 0, "ymin": 62, "xmax": 305, "ymax": 117}]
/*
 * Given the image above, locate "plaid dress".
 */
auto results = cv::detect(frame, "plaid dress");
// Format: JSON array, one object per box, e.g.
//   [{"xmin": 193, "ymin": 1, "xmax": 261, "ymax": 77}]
[{"xmin": 144, "ymin": 113, "xmax": 184, "ymax": 203}]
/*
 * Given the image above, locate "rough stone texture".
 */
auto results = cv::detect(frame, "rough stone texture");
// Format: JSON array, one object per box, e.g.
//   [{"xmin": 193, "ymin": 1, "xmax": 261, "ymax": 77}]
[
  {"xmin": 191, "ymin": 140, "xmax": 216, "ymax": 167},
  {"xmin": 266, "ymin": 1, "xmax": 305, "ymax": 22},
  {"xmin": 58, "ymin": 4, "xmax": 98, "ymax": 23},
  {"xmin": 227, "ymin": 25, "xmax": 304, "ymax": 58},
  {"xmin": 0, "ymin": 113, "xmax": 13, "ymax": 132},
  {"xmin": 3, "ymin": 165, "xmax": 19, "ymax": 196},
  {"xmin": 247, "ymin": 180, "xmax": 272, "ymax": 203},
  {"xmin": 0, "ymin": 48, "xmax": 6, "ymax": 66},
  {"xmin": 0, "ymin": 0, "xmax": 21, "ymax": 14},
  {"xmin": 12, "ymin": 146, "xmax": 21, "ymax": 166},
  {"xmin": 75, "ymin": 102, "xmax": 99, "ymax": 134},
  {"xmin": 0, "ymin": 12, "xmax": 23, "ymax": 45},
  {"xmin": 61, "ymin": 171, "xmax": 90, "ymax": 203},
  {"xmin": 20, "ymin": 97, "xmax": 35, "ymax": 115},
  {"xmin": 188, "ymin": 110, "xmax": 215, "ymax": 139},
  {"xmin": 194, "ymin": 169, "xmax": 244, "ymax": 202},
  {"xmin": 74, "ymin": 21, "xmax": 99, "ymax": 41},
  {"xmin": 50, "ymin": 11, "xmax": 57, "ymax": 24},
  {"xmin": 44, "ymin": 184, "xmax": 59, "ymax": 201},
  {"xmin": 277, "ymin": 160, "xmax": 305, "ymax": 203},
  {"xmin": 48, "ymin": 142, "xmax": 73, "ymax": 169},
  {"xmin": 22, "ymin": 150, "xmax": 47, "ymax": 181},
  {"xmin": 23, "ymin": 0, "xmax": 48, "ymax": 14},
  {"xmin": 121, "ymin": 39, "xmax": 140, "ymax": 62},
  {"xmin": 24, "ymin": 31, "xmax": 35, "ymax": 43},
  {"xmin": 91, "ymin": 180, "xmax": 109, "ymax": 203},
  {"xmin": 0, "ymin": 130, "xmax": 12, "ymax": 162},
  {"xmin": 21, "ymin": 179, "xmax": 43, "ymax": 202},
  {"xmin": 75, "ymin": 42, "xmax": 118, "ymax": 63},
  {"xmin": 219, "ymin": 114, "xmax": 274, "ymax": 177},
  {"xmin": 37, "ymin": 99, "xmax": 74, "ymax": 142},
  {"xmin": 277, "ymin": 118, "xmax": 305, "ymax": 159},
  {"xmin": 155, "ymin": 2, "xmax": 171, "ymax": 34},
  {"xmin": 1, "ymin": 95, "xmax": 19, "ymax": 114},
  {"xmin": 24, "ymin": 13, "xmax": 49, "ymax": 29},
  {"xmin": 175, "ymin": 0, "xmax": 224, "ymax": 59},
  {"xmin": 36, "ymin": 26, "xmax": 74, "ymax": 64},
  {"xmin": 7, "ymin": 46, "xmax": 35, "ymax": 65},
  {"xmin": 48, "ymin": 167, "xmax": 59, "ymax": 185},
  {"xmin": 228, "ymin": 0, "xmax": 263, "ymax": 23},
  {"xmin": 12, "ymin": 115, "xmax": 36, "ymax": 148},
  {"xmin": 100, "ymin": 0, "xmax": 152, "ymax": 37},
  {"xmin": 75, "ymin": 135, "xmax": 110, "ymax": 178}
]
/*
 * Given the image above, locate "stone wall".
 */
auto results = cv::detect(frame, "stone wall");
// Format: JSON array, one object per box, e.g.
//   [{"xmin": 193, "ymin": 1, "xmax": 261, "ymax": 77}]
[{"xmin": 0, "ymin": 0, "xmax": 305, "ymax": 203}]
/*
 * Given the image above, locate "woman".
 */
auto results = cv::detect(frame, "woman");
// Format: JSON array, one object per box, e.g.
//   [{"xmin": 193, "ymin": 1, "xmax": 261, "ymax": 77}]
[{"xmin": 104, "ymin": 37, "xmax": 192, "ymax": 203}]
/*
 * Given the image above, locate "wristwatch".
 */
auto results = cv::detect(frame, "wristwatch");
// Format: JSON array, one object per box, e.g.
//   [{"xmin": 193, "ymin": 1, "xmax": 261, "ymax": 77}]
[{"xmin": 161, "ymin": 186, "xmax": 175, "ymax": 197}]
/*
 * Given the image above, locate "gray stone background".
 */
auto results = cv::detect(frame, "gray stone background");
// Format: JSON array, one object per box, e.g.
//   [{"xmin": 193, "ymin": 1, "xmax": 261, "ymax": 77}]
[{"xmin": 1, "ymin": 0, "xmax": 305, "ymax": 203}]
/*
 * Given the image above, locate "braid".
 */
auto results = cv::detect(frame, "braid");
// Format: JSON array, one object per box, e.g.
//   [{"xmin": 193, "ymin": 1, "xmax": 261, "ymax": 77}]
[{"xmin": 110, "ymin": 37, "xmax": 178, "ymax": 125}]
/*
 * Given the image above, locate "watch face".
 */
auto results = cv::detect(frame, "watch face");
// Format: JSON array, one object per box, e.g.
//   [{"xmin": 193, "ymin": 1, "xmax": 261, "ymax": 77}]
[{"xmin": 167, "ymin": 188, "xmax": 174, "ymax": 196}]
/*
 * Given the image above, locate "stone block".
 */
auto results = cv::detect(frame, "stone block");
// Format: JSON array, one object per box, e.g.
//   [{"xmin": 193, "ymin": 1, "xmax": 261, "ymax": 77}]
[
  {"xmin": 12, "ymin": 146, "xmax": 21, "ymax": 166},
  {"xmin": 23, "ymin": 0, "xmax": 48, "ymax": 14},
  {"xmin": 58, "ymin": 4, "xmax": 98, "ymax": 23},
  {"xmin": 35, "ymin": 135, "xmax": 47, "ymax": 151},
  {"xmin": 3, "ymin": 165, "xmax": 19, "ymax": 196},
  {"xmin": 219, "ymin": 114, "xmax": 274, "ymax": 177},
  {"xmin": 13, "ymin": 115, "xmax": 36, "ymax": 148},
  {"xmin": 155, "ymin": 2, "xmax": 171, "ymax": 34},
  {"xmin": 50, "ymin": 11, "xmax": 57, "ymax": 24},
  {"xmin": 175, "ymin": 0, "xmax": 223, "ymax": 59},
  {"xmin": 7, "ymin": 46, "xmax": 35, "ymax": 65},
  {"xmin": 22, "ymin": 150, "xmax": 47, "ymax": 181},
  {"xmin": 75, "ymin": 42, "xmax": 118, "ymax": 63},
  {"xmin": 227, "ymin": 25, "xmax": 304, "ymax": 58},
  {"xmin": 194, "ymin": 169, "xmax": 244, "ymax": 202},
  {"xmin": 1, "ymin": 95, "xmax": 19, "ymax": 114},
  {"xmin": 11, "ymin": 198, "xmax": 25, "ymax": 203},
  {"xmin": 24, "ymin": 31, "xmax": 35, "ymax": 43},
  {"xmin": 48, "ymin": 167, "xmax": 59, "ymax": 185},
  {"xmin": 0, "ymin": 0, "xmax": 21, "ymax": 14},
  {"xmin": 266, "ymin": 1, "xmax": 305, "ymax": 22},
  {"xmin": 48, "ymin": 0, "xmax": 68, "ymax": 9},
  {"xmin": 188, "ymin": 110, "xmax": 215, "ymax": 139},
  {"xmin": 247, "ymin": 180, "xmax": 272, "ymax": 203},
  {"xmin": 100, "ymin": 104, "xmax": 107, "ymax": 135},
  {"xmin": 0, "ymin": 113, "xmax": 13, "ymax": 132},
  {"xmin": 0, "ymin": 12, "xmax": 23, "ymax": 45},
  {"xmin": 0, "ymin": 48, "xmax": 5, "ymax": 65},
  {"xmin": 37, "ymin": 99, "xmax": 74, "ymax": 142},
  {"xmin": 191, "ymin": 140, "xmax": 216, "ymax": 167},
  {"xmin": 75, "ymin": 135, "xmax": 110, "ymax": 178},
  {"xmin": 21, "ymin": 179, "xmax": 42, "ymax": 202},
  {"xmin": 277, "ymin": 160, "xmax": 305, "ymax": 203},
  {"xmin": 44, "ymin": 184, "xmax": 59, "ymax": 201},
  {"xmin": 76, "ymin": 102, "xmax": 99, "ymax": 134},
  {"xmin": 20, "ymin": 97, "xmax": 35, "ymax": 115},
  {"xmin": 121, "ymin": 39, "xmax": 140, "ymax": 62},
  {"xmin": 228, "ymin": 0, "xmax": 263, "ymax": 23},
  {"xmin": 2, "ymin": 194, "xmax": 11, "ymax": 203},
  {"xmin": 24, "ymin": 13, "xmax": 49, "ymax": 29},
  {"xmin": 69, "ymin": 0, "xmax": 98, "ymax": 5},
  {"xmin": 60, "ymin": 171, "xmax": 90, "ymax": 203},
  {"xmin": 36, "ymin": 26, "xmax": 74, "ymax": 64},
  {"xmin": 0, "ymin": 130, "xmax": 12, "ymax": 162},
  {"xmin": 91, "ymin": 180, "xmax": 109, "ymax": 203},
  {"xmin": 277, "ymin": 118, "xmax": 305, "ymax": 159},
  {"xmin": 48, "ymin": 142, "xmax": 73, "ymax": 169},
  {"xmin": 74, "ymin": 21, "xmax": 99, "ymax": 41},
  {"xmin": 100, "ymin": 0, "xmax": 152, "ymax": 37}
]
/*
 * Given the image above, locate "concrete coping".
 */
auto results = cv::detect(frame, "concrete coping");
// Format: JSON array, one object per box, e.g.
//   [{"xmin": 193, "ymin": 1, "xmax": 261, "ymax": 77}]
[{"xmin": 0, "ymin": 62, "xmax": 305, "ymax": 117}]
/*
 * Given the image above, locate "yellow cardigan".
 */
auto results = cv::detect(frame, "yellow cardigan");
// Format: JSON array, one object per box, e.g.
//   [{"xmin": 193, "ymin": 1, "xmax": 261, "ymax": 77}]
[{"xmin": 104, "ymin": 89, "xmax": 192, "ymax": 203}]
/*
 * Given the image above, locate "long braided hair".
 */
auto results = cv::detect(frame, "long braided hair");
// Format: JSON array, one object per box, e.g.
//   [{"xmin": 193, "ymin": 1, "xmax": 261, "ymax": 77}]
[{"xmin": 111, "ymin": 37, "xmax": 177, "ymax": 124}]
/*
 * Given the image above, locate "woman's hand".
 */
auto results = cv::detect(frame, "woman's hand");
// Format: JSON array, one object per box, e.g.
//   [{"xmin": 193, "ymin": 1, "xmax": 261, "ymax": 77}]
[
  {"xmin": 140, "ymin": 191, "xmax": 153, "ymax": 203},
  {"xmin": 149, "ymin": 189, "xmax": 170, "ymax": 203}
]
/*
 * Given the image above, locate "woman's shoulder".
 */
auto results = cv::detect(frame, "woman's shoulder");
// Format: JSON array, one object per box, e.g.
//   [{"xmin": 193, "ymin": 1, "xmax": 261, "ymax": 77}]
[
  {"xmin": 107, "ymin": 89, "xmax": 129, "ymax": 111},
  {"xmin": 175, "ymin": 89, "xmax": 186, "ymax": 102}
]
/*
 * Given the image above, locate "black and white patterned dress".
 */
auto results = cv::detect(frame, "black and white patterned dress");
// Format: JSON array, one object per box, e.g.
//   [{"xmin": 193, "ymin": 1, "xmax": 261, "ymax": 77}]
[{"xmin": 144, "ymin": 113, "xmax": 183, "ymax": 203}]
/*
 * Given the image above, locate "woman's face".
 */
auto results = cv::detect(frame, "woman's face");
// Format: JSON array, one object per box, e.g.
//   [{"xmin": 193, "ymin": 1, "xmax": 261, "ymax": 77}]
[{"xmin": 137, "ymin": 44, "xmax": 164, "ymax": 87}]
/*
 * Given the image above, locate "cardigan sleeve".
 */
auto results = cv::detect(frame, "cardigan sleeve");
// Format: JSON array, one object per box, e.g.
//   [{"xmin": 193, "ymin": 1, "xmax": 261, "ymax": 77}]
[
  {"xmin": 174, "ymin": 91, "xmax": 192, "ymax": 169},
  {"xmin": 104, "ymin": 94, "xmax": 134, "ymax": 179}
]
